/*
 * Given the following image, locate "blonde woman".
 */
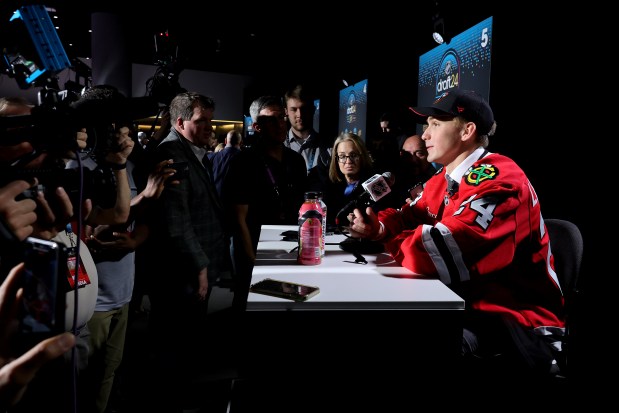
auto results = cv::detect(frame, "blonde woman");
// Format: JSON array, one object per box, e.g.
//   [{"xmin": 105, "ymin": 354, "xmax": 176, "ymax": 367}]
[{"xmin": 324, "ymin": 132, "xmax": 376, "ymax": 227}]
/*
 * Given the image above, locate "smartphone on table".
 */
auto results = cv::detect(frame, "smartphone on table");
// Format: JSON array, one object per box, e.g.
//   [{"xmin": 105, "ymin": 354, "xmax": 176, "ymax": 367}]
[{"xmin": 249, "ymin": 278, "xmax": 320, "ymax": 301}]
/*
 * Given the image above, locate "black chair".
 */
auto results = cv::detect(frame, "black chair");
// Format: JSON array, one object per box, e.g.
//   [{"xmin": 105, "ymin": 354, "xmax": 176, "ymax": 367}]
[
  {"xmin": 458, "ymin": 218, "xmax": 584, "ymax": 388},
  {"xmin": 545, "ymin": 218, "xmax": 584, "ymax": 379}
]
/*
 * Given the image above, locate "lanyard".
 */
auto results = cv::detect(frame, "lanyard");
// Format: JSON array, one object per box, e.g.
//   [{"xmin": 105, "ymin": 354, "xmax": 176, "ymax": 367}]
[{"xmin": 265, "ymin": 163, "xmax": 281, "ymax": 199}]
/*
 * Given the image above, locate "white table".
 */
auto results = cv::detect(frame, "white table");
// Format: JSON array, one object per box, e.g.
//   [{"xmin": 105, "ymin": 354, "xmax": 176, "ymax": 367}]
[
  {"xmin": 237, "ymin": 225, "xmax": 466, "ymax": 409},
  {"xmin": 248, "ymin": 225, "xmax": 464, "ymax": 311}
]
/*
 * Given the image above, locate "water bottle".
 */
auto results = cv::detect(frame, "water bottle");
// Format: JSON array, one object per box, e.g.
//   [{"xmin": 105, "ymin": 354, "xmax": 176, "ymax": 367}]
[
  {"xmin": 297, "ymin": 192, "xmax": 323, "ymax": 265},
  {"xmin": 316, "ymin": 192, "xmax": 327, "ymax": 257}
]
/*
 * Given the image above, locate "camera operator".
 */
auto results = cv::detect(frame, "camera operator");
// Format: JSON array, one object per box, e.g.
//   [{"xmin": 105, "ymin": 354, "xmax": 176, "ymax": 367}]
[
  {"xmin": 0, "ymin": 95, "xmax": 82, "ymax": 264},
  {"xmin": 0, "ymin": 96, "xmax": 88, "ymax": 255}
]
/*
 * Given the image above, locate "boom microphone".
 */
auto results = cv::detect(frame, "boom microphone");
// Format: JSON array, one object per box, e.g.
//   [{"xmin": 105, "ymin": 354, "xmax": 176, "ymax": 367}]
[
  {"xmin": 335, "ymin": 172, "xmax": 394, "ymax": 225},
  {"xmin": 69, "ymin": 96, "xmax": 160, "ymax": 126}
]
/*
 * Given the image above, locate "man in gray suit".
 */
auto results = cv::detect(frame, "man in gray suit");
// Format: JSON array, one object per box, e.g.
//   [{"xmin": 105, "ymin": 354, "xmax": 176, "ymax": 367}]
[{"xmin": 144, "ymin": 91, "xmax": 231, "ymax": 411}]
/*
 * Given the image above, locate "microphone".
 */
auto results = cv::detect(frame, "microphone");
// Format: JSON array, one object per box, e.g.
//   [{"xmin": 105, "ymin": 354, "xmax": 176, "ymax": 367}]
[
  {"xmin": 335, "ymin": 172, "xmax": 394, "ymax": 225},
  {"xmin": 69, "ymin": 96, "xmax": 160, "ymax": 126}
]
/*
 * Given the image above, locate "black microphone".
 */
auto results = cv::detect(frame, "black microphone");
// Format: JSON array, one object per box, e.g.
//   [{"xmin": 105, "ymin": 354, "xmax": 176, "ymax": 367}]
[
  {"xmin": 335, "ymin": 172, "xmax": 395, "ymax": 225},
  {"xmin": 69, "ymin": 96, "xmax": 160, "ymax": 126}
]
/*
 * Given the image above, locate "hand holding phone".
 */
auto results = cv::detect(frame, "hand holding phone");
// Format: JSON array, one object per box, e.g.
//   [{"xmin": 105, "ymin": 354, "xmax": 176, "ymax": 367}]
[
  {"xmin": 19, "ymin": 237, "xmax": 66, "ymax": 348},
  {"xmin": 0, "ymin": 263, "xmax": 76, "ymax": 405},
  {"xmin": 168, "ymin": 161, "xmax": 189, "ymax": 181}
]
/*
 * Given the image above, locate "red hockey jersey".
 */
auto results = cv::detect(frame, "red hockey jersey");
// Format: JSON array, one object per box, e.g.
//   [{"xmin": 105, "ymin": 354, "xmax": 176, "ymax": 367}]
[{"xmin": 379, "ymin": 149, "xmax": 565, "ymax": 338}]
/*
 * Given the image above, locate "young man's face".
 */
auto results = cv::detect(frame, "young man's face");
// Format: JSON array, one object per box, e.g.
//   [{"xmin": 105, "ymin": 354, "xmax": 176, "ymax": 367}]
[
  {"xmin": 422, "ymin": 116, "xmax": 463, "ymax": 166},
  {"xmin": 285, "ymin": 97, "xmax": 314, "ymax": 134}
]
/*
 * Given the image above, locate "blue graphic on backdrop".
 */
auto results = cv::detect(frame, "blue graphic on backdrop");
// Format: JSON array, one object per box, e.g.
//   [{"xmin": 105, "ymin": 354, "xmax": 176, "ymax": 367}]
[
  {"xmin": 418, "ymin": 16, "xmax": 493, "ymax": 106},
  {"xmin": 435, "ymin": 51, "xmax": 461, "ymax": 96},
  {"xmin": 338, "ymin": 79, "xmax": 368, "ymax": 140}
]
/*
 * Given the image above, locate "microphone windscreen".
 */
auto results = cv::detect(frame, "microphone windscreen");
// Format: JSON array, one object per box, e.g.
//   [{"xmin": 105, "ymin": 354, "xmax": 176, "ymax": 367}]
[
  {"xmin": 382, "ymin": 171, "xmax": 395, "ymax": 186},
  {"xmin": 362, "ymin": 173, "xmax": 392, "ymax": 202},
  {"xmin": 70, "ymin": 96, "xmax": 159, "ymax": 126}
]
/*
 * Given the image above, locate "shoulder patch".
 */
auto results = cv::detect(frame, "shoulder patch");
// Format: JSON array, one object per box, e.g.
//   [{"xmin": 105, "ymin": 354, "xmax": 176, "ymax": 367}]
[{"xmin": 465, "ymin": 163, "xmax": 498, "ymax": 186}]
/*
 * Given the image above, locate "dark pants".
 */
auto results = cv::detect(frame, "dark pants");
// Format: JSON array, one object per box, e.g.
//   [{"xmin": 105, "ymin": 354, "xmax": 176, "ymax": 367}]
[
  {"xmin": 145, "ymin": 280, "xmax": 212, "ymax": 412},
  {"xmin": 460, "ymin": 312, "xmax": 560, "ymax": 378}
]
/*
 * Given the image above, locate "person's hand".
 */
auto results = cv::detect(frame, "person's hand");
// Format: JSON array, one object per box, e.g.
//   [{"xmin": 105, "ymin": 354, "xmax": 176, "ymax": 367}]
[
  {"xmin": 0, "ymin": 180, "xmax": 39, "ymax": 241},
  {"xmin": 0, "ymin": 263, "xmax": 76, "ymax": 410},
  {"xmin": 142, "ymin": 159, "xmax": 179, "ymax": 200},
  {"xmin": 0, "ymin": 142, "xmax": 32, "ymax": 164},
  {"xmin": 348, "ymin": 207, "xmax": 381, "ymax": 240},
  {"xmin": 75, "ymin": 128, "xmax": 88, "ymax": 150},
  {"xmin": 197, "ymin": 268, "xmax": 208, "ymax": 301},
  {"xmin": 87, "ymin": 225, "xmax": 136, "ymax": 252},
  {"xmin": 0, "ymin": 179, "xmax": 77, "ymax": 243},
  {"xmin": 80, "ymin": 198, "xmax": 93, "ymax": 223},
  {"xmin": 104, "ymin": 126, "xmax": 134, "ymax": 165},
  {"xmin": 0, "ymin": 142, "xmax": 48, "ymax": 169},
  {"xmin": 30, "ymin": 186, "xmax": 74, "ymax": 240},
  {"xmin": 61, "ymin": 128, "xmax": 89, "ymax": 161}
]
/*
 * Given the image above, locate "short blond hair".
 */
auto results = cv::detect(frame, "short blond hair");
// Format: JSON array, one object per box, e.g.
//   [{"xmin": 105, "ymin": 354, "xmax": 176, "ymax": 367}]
[{"xmin": 328, "ymin": 132, "xmax": 373, "ymax": 183}]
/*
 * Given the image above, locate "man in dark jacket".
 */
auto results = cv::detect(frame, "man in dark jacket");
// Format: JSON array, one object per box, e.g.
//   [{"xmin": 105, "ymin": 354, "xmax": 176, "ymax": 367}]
[{"xmin": 145, "ymin": 91, "xmax": 231, "ymax": 411}]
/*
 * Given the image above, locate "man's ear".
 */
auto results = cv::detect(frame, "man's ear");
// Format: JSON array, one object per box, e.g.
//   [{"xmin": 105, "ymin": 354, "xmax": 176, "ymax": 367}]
[
  {"xmin": 175, "ymin": 117, "xmax": 185, "ymax": 130},
  {"xmin": 461, "ymin": 121, "xmax": 476, "ymax": 142},
  {"xmin": 252, "ymin": 121, "xmax": 261, "ymax": 133}
]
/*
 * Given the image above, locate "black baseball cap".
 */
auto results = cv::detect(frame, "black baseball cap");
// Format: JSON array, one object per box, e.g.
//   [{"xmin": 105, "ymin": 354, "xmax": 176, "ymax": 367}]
[{"xmin": 408, "ymin": 89, "xmax": 494, "ymax": 135}]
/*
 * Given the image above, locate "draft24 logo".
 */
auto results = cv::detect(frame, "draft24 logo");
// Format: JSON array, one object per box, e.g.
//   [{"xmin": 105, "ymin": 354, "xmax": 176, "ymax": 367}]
[{"xmin": 435, "ymin": 50, "xmax": 460, "ymax": 98}]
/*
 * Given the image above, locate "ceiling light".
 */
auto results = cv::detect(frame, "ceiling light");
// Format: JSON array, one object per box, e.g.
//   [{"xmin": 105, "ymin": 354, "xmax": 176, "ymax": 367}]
[
  {"xmin": 432, "ymin": 17, "xmax": 445, "ymax": 45},
  {"xmin": 432, "ymin": 30, "xmax": 444, "ymax": 45}
]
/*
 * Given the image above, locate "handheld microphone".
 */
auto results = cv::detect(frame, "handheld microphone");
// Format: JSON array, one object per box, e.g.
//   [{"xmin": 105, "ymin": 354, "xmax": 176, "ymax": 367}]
[{"xmin": 335, "ymin": 172, "xmax": 394, "ymax": 225}]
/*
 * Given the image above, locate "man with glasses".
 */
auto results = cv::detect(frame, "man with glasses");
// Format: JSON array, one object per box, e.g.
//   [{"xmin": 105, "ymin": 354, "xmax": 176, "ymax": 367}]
[{"xmin": 391, "ymin": 134, "xmax": 438, "ymax": 204}]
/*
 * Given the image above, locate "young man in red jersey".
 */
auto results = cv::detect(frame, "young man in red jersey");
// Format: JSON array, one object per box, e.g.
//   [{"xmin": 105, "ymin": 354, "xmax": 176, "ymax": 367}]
[{"xmin": 347, "ymin": 89, "xmax": 565, "ymax": 379}]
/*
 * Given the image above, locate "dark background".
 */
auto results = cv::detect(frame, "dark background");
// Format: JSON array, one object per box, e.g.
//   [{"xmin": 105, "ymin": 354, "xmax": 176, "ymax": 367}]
[{"xmin": 1, "ymin": 0, "xmax": 603, "ymax": 379}]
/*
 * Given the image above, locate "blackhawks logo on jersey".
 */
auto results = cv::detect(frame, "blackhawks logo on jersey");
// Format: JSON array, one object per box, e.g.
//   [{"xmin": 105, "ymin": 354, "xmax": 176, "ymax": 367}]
[{"xmin": 465, "ymin": 163, "xmax": 498, "ymax": 186}]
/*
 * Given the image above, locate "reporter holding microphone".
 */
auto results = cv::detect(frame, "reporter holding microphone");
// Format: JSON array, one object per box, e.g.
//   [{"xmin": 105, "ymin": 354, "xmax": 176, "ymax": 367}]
[{"xmin": 323, "ymin": 132, "xmax": 397, "ymax": 230}]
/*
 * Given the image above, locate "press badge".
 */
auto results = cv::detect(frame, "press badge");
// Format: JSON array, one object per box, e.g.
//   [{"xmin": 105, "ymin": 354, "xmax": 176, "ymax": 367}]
[{"xmin": 66, "ymin": 247, "xmax": 91, "ymax": 289}]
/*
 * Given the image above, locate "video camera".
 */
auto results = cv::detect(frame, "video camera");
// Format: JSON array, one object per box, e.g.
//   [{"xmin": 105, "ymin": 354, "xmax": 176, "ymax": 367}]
[{"xmin": 0, "ymin": 93, "xmax": 159, "ymax": 208}]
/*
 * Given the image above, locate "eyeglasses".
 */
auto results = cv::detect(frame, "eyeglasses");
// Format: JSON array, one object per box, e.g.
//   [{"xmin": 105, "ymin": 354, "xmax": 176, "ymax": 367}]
[
  {"xmin": 337, "ymin": 153, "xmax": 360, "ymax": 163},
  {"xmin": 401, "ymin": 149, "xmax": 428, "ymax": 158}
]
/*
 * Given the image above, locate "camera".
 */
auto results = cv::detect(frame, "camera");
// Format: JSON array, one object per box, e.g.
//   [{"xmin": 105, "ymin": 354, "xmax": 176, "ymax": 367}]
[
  {"xmin": 2, "ymin": 162, "xmax": 119, "ymax": 210},
  {"xmin": 1, "ymin": 92, "xmax": 159, "ymax": 209}
]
